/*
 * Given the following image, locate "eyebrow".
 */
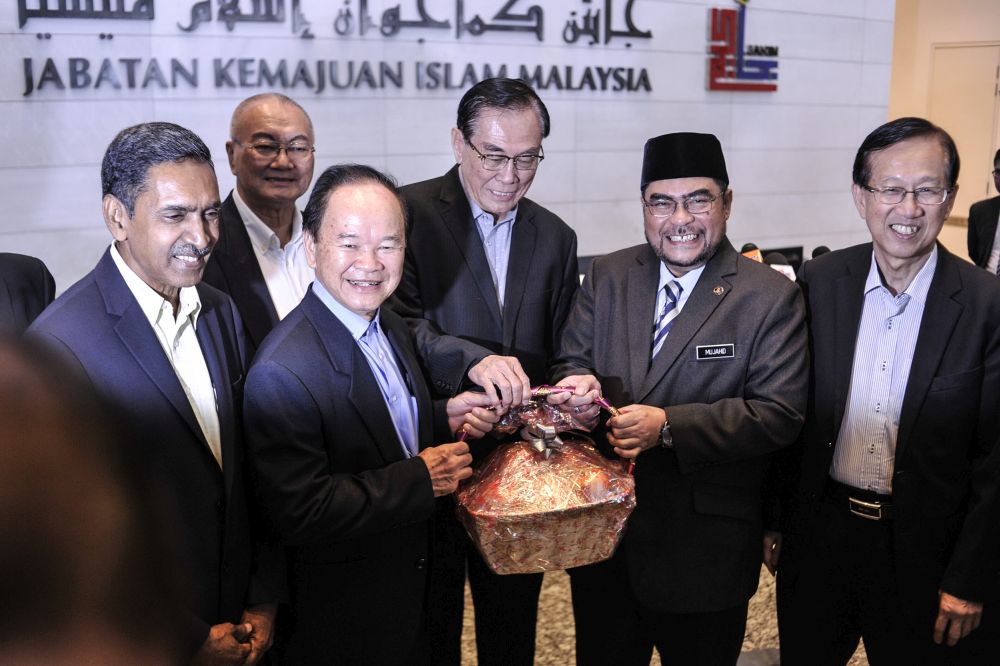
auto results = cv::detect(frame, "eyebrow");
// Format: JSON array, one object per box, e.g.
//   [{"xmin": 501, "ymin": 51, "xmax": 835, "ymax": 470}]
[
  {"xmin": 481, "ymin": 142, "xmax": 540, "ymax": 155},
  {"xmin": 248, "ymin": 132, "xmax": 311, "ymax": 142},
  {"xmin": 648, "ymin": 188, "xmax": 714, "ymax": 200}
]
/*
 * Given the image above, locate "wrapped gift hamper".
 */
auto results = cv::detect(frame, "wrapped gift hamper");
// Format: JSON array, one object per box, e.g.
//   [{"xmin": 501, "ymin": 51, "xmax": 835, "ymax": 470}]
[{"xmin": 455, "ymin": 389, "xmax": 635, "ymax": 575}]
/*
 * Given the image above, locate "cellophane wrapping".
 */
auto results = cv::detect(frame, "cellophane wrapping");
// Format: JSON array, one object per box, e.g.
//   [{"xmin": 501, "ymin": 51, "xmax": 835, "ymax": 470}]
[{"xmin": 455, "ymin": 404, "xmax": 635, "ymax": 575}]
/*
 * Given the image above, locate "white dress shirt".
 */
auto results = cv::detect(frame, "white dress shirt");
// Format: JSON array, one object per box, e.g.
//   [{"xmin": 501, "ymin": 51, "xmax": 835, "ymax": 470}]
[
  {"xmin": 110, "ymin": 244, "xmax": 223, "ymax": 468},
  {"xmin": 233, "ymin": 189, "xmax": 314, "ymax": 319},
  {"xmin": 985, "ymin": 207, "xmax": 1000, "ymax": 274}
]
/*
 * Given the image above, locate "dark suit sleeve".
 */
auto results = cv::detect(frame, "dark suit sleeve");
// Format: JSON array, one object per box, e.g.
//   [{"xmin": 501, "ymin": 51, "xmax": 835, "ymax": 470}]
[
  {"xmin": 549, "ymin": 232, "xmax": 580, "ymax": 369},
  {"xmin": 548, "ymin": 259, "xmax": 598, "ymax": 382},
  {"xmin": 244, "ymin": 360, "xmax": 436, "ymax": 547},
  {"xmin": 390, "ymin": 242, "xmax": 493, "ymax": 397},
  {"xmin": 668, "ymin": 279, "xmax": 808, "ymax": 472},
  {"xmin": 941, "ymin": 321, "xmax": 1000, "ymax": 601}
]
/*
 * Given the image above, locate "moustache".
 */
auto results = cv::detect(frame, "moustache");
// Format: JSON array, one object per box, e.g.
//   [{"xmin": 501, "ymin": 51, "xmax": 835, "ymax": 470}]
[{"xmin": 171, "ymin": 244, "xmax": 212, "ymax": 258}]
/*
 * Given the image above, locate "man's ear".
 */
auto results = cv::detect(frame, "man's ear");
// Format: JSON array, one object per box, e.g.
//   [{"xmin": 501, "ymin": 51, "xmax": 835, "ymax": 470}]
[
  {"xmin": 103, "ymin": 194, "xmax": 129, "ymax": 242},
  {"xmin": 451, "ymin": 127, "xmax": 465, "ymax": 165},
  {"xmin": 851, "ymin": 183, "xmax": 868, "ymax": 221},
  {"xmin": 226, "ymin": 140, "xmax": 238, "ymax": 175},
  {"xmin": 304, "ymin": 228, "xmax": 318, "ymax": 270}
]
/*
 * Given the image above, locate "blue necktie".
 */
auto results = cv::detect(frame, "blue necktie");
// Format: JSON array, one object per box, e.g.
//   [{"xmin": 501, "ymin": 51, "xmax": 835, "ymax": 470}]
[{"xmin": 652, "ymin": 280, "xmax": 682, "ymax": 358}]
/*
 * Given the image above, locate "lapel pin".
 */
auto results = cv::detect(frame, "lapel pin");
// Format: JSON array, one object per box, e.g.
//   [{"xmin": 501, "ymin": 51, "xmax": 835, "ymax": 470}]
[{"xmin": 713, "ymin": 286, "xmax": 724, "ymax": 296}]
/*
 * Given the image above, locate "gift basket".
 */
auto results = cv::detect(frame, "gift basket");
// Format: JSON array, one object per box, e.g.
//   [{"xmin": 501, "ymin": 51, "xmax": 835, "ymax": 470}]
[{"xmin": 454, "ymin": 387, "xmax": 635, "ymax": 575}]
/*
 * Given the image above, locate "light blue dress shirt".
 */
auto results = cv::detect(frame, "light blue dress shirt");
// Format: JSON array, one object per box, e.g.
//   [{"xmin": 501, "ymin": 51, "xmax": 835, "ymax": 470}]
[
  {"xmin": 311, "ymin": 282, "xmax": 419, "ymax": 457},
  {"xmin": 831, "ymin": 247, "xmax": 938, "ymax": 494}
]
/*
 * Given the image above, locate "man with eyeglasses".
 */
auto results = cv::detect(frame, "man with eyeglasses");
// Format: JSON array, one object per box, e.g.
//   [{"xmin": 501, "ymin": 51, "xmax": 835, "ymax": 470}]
[
  {"xmin": 775, "ymin": 117, "xmax": 1000, "ymax": 665},
  {"xmin": 548, "ymin": 132, "xmax": 807, "ymax": 665},
  {"xmin": 203, "ymin": 93, "xmax": 316, "ymax": 357},
  {"xmin": 967, "ymin": 148, "xmax": 1000, "ymax": 272},
  {"xmin": 389, "ymin": 77, "xmax": 580, "ymax": 666}
]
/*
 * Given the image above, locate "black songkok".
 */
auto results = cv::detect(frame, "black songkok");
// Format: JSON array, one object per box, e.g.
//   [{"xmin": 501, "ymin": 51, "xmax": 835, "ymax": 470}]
[{"xmin": 640, "ymin": 132, "xmax": 729, "ymax": 190}]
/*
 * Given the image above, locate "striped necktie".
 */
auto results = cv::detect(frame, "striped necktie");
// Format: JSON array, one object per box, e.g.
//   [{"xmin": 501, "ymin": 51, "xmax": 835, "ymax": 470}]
[{"xmin": 652, "ymin": 280, "xmax": 682, "ymax": 358}]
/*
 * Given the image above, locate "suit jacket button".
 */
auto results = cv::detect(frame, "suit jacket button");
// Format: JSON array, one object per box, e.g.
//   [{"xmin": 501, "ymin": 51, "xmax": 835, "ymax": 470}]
[{"xmin": 415, "ymin": 557, "xmax": 427, "ymax": 570}]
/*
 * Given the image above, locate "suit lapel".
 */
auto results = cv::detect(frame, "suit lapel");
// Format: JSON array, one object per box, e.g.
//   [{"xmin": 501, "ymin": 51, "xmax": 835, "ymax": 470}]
[
  {"xmin": 438, "ymin": 167, "xmax": 503, "ymax": 329},
  {"xmin": 832, "ymin": 248, "xmax": 870, "ymax": 431},
  {"xmin": 195, "ymin": 298, "xmax": 238, "ymax": 493},
  {"xmin": 626, "ymin": 249, "xmax": 660, "ymax": 399},
  {"xmin": 501, "ymin": 207, "xmax": 537, "ymax": 349},
  {"xmin": 639, "ymin": 242, "xmax": 737, "ymax": 401},
  {"xmin": 896, "ymin": 247, "xmax": 963, "ymax": 462},
  {"xmin": 303, "ymin": 293, "xmax": 407, "ymax": 464},
  {"xmin": 96, "ymin": 252, "xmax": 210, "ymax": 452},
  {"xmin": 217, "ymin": 194, "xmax": 280, "ymax": 349}
]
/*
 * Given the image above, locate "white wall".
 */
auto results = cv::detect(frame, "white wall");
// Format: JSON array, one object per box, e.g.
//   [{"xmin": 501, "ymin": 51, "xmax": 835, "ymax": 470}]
[{"xmin": 1, "ymin": 1, "xmax": 895, "ymax": 292}]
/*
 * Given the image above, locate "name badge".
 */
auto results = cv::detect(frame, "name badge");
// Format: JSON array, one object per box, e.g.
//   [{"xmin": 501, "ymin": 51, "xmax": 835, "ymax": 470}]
[{"xmin": 696, "ymin": 344, "xmax": 734, "ymax": 360}]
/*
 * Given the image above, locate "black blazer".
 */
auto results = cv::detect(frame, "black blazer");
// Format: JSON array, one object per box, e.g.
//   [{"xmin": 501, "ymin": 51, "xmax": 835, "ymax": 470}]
[
  {"xmin": 202, "ymin": 193, "xmax": 281, "ymax": 357},
  {"xmin": 784, "ymin": 243, "xmax": 1000, "ymax": 620},
  {"xmin": 391, "ymin": 165, "xmax": 579, "ymax": 394},
  {"xmin": 27, "ymin": 249, "xmax": 279, "ymax": 658},
  {"xmin": 967, "ymin": 195, "xmax": 1000, "ymax": 269},
  {"xmin": 0, "ymin": 252, "xmax": 55, "ymax": 334},
  {"xmin": 244, "ymin": 290, "xmax": 438, "ymax": 665},
  {"xmin": 551, "ymin": 240, "xmax": 808, "ymax": 613}
]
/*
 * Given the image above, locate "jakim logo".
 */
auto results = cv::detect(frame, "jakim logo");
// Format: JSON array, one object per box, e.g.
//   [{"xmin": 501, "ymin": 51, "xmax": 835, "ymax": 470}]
[{"xmin": 708, "ymin": 0, "xmax": 778, "ymax": 92}]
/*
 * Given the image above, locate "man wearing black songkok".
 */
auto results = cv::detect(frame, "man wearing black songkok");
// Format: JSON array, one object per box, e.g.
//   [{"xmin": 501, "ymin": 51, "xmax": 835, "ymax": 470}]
[{"xmin": 549, "ymin": 132, "xmax": 808, "ymax": 665}]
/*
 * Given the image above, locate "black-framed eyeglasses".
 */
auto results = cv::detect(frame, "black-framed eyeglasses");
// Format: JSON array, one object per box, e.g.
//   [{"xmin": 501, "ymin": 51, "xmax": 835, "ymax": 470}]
[
  {"xmin": 466, "ymin": 140, "xmax": 544, "ymax": 172},
  {"xmin": 234, "ymin": 139, "xmax": 315, "ymax": 161},
  {"xmin": 862, "ymin": 185, "xmax": 951, "ymax": 206},
  {"xmin": 641, "ymin": 193, "xmax": 721, "ymax": 218}
]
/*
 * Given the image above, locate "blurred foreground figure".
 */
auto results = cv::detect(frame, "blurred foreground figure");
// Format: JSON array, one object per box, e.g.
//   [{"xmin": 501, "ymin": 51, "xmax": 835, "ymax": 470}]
[{"xmin": 0, "ymin": 336, "xmax": 183, "ymax": 665}]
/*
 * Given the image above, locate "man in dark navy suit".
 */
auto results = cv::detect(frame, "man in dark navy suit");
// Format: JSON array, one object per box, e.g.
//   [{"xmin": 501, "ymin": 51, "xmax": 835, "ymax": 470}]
[
  {"xmin": 29, "ymin": 122, "xmax": 280, "ymax": 665},
  {"xmin": 392, "ymin": 77, "xmax": 580, "ymax": 666},
  {"xmin": 244, "ymin": 164, "xmax": 498, "ymax": 664}
]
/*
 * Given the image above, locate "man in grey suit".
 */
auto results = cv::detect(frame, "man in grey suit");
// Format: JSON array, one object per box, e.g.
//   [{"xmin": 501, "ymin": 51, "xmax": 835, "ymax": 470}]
[
  {"xmin": 549, "ymin": 132, "xmax": 808, "ymax": 666},
  {"xmin": 966, "ymin": 148, "xmax": 1000, "ymax": 271}
]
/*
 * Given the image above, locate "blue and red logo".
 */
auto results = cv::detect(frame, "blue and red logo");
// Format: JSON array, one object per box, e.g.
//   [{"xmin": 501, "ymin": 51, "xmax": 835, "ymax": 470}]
[{"xmin": 708, "ymin": 0, "xmax": 778, "ymax": 92}]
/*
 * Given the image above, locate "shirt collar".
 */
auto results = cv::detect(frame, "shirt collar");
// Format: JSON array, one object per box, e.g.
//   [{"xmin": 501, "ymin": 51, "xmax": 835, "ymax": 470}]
[
  {"xmin": 864, "ymin": 245, "xmax": 938, "ymax": 304},
  {"xmin": 310, "ymin": 281, "xmax": 381, "ymax": 341},
  {"xmin": 233, "ymin": 188, "xmax": 304, "ymax": 253},
  {"xmin": 110, "ymin": 243, "xmax": 202, "ymax": 326},
  {"xmin": 457, "ymin": 169, "xmax": 518, "ymax": 227},
  {"xmin": 658, "ymin": 261, "xmax": 707, "ymax": 296}
]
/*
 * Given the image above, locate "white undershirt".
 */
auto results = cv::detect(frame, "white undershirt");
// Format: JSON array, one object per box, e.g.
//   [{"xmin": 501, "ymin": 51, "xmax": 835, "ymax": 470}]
[
  {"xmin": 233, "ymin": 189, "xmax": 314, "ymax": 319},
  {"xmin": 111, "ymin": 244, "xmax": 223, "ymax": 468}
]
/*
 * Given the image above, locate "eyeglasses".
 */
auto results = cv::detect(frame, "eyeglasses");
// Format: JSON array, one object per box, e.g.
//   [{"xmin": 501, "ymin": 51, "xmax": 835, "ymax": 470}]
[
  {"xmin": 862, "ymin": 185, "xmax": 951, "ymax": 205},
  {"xmin": 641, "ymin": 193, "xmax": 721, "ymax": 218},
  {"xmin": 466, "ymin": 140, "xmax": 544, "ymax": 172},
  {"xmin": 235, "ymin": 139, "xmax": 315, "ymax": 162}
]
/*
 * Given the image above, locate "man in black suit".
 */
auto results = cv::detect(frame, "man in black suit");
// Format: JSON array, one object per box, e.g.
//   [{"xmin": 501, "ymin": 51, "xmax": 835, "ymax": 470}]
[
  {"xmin": 966, "ymin": 148, "xmax": 1000, "ymax": 271},
  {"xmin": 0, "ymin": 253, "xmax": 54, "ymax": 334},
  {"xmin": 549, "ymin": 132, "xmax": 808, "ymax": 666},
  {"xmin": 776, "ymin": 118, "xmax": 1000, "ymax": 665},
  {"xmin": 244, "ymin": 164, "xmax": 498, "ymax": 664},
  {"xmin": 391, "ymin": 78, "xmax": 580, "ymax": 666},
  {"xmin": 202, "ymin": 93, "xmax": 316, "ymax": 356},
  {"xmin": 28, "ymin": 122, "xmax": 280, "ymax": 665}
]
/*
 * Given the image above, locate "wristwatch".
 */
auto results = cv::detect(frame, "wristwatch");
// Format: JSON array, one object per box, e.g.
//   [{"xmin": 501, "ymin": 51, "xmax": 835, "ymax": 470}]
[{"xmin": 658, "ymin": 412, "xmax": 673, "ymax": 449}]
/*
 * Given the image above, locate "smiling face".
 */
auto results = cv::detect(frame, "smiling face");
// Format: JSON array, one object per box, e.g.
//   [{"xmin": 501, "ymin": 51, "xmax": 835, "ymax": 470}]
[
  {"xmin": 451, "ymin": 106, "xmax": 543, "ymax": 220},
  {"xmin": 104, "ymin": 160, "xmax": 221, "ymax": 306},
  {"xmin": 642, "ymin": 177, "xmax": 732, "ymax": 277},
  {"xmin": 227, "ymin": 97, "xmax": 315, "ymax": 213},
  {"xmin": 852, "ymin": 135, "xmax": 955, "ymax": 276},
  {"xmin": 305, "ymin": 182, "xmax": 405, "ymax": 320}
]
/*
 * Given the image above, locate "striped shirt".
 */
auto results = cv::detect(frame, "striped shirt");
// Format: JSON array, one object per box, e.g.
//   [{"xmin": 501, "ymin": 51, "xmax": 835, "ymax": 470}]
[{"xmin": 830, "ymin": 247, "xmax": 938, "ymax": 494}]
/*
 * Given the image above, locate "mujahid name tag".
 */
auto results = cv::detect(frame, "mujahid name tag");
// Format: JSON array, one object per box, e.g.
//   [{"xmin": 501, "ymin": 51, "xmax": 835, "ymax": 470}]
[{"xmin": 696, "ymin": 344, "xmax": 734, "ymax": 360}]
